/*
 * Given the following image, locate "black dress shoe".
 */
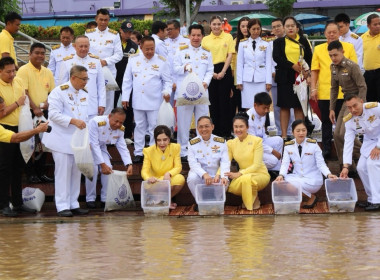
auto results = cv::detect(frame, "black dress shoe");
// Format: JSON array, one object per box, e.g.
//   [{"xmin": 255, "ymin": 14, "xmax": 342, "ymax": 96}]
[
  {"xmin": 302, "ymin": 196, "xmax": 318, "ymax": 209},
  {"xmin": 13, "ymin": 205, "xmax": 37, "ymax": 214},
  {"xmin": 100, "ymin": 202, "xmax": 105, "ymax": 209},
  {"xmin": 2, "ymin": 207, "xmax": 18, "ymax": 217},
  {"xmin": 357, "ymin": 201, "xmax": 370, "ymax": 208},
  {"xmin": 28, "ymin": 175, "xmax": 42, "ymax": 184},
  {"xmin": 57, "ymin": 210, "xmax": 73, "ymax": 217},
  {"xmin": 71, "ymin": 208, "xmax": 89, "ymax": 215},
  {"xmin": 133, "ymin": 155, "xmax": 143, "ymax": 164},
  {"xmin": 39, "ymin": 174, "xmax": 54, "ymax": 183},
  {"xmin": 181, "ymin": 156, "xmax": 188, "ymax": 163},
  {"xmin": 86, "ymin": 201, "xmax": 96, "ymax": 209},
  {"xmin": 193, "ymin": 204, "xmax": 199, "ymax": 212},
  {"xmin": 365, "ymin": 203, "xmax": 380, "ymax": 211}
]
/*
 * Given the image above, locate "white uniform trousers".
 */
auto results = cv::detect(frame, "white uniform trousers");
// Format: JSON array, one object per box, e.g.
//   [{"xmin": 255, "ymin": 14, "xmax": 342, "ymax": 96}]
[
  {"xmin": 52, "ymin": 151, "xmax": 81, "ymax": 212},
  {"xmin": 177, "ymin": 104, "xmax": 209, "ymax": 156},
  {"xmin": 187, "ymin": 171, "xmax": 228, "ymax": 200},
  {"xmin": 263, "ymin": 136, "xmax": 283, "ymax": 171},
  {"xmin": 241, "ymin": 82, "xmax": 266, "ymax": 109},
  {"xmin": 85, "ymin": 150, "xmax": 112, "ymax": 202},
  {"xmin": 284, "ymin": 175, "xmax": 322, "ymax": 198},
  {"xmin": 357, "ymin": 155, "xmax": 380, "ymax": 204},
  {"xmin": 105, "ymin": 90, "xmax": 115, "ymax": 115},
  {"xmin": 271, "ymin": 85, "xmax": 293, "ymax": 135},
  {"xmin": 133, "ymin": 109, "xmax": 158, "ymax": 156}
]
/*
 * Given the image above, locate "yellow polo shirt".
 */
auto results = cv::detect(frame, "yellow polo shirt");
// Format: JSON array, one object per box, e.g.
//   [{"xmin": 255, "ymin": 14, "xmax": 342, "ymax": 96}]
[
  {"xmin": 202, "ymin": 31, "xmax": 235, "ymax": 65},
  {"xmin": 361, "ymin": 31, "xmax": 380, "ymax": 70},
  {"xmin": 0, "ymin": 124, "xmax": 14, "ymax": 143},
  {"xmin": 0, "ymin": 29, "xmax": 18, "ymax": 66},
  {"xmin": 311, "ymin": 41, "xmax": 357, "ymax": 100},
  {"xmin": 0, "ymin": 77, "xmax": 24, "ymax": 126},
  {"xmin": 16, "ymin": 62, "xmax": 55, "ymax": 106}
]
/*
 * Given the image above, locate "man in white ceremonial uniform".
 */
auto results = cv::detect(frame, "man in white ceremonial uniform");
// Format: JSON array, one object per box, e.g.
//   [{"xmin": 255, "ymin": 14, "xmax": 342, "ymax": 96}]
[
  {"xmin": 48, "ymin": 26, "xmax": 75, "ymax": 85},
  {"xmin": 85, "ymin": 8, "xmax": 123, "ymax": 115},
  {"xmin": 335, "ymin": 13, "xmax": 364, "ymax": 72},
  {"xmin": 59, "ymin": 35, "xmax": 106, "ymax": 119},
  {"xmin": 340, "ymin": 93, "xmax": 380, "ymax": 211},
  {"xmin": 246, "ymin": 92, "xmax": 283, "ymax": 172},
  {"xmin": 85, "ymin": 108, "xmax": 133, "ymax": 208},
  {"xmin": 187, "ymin": 116, "xmax": 230, "ymax": 200},
  {"xmin": 151, "ymin": 21, "xmax": 168, "ymax": 58},
  {"xmin": 42, "ymin": 65, "xmax": 90, "ymax": 217},
  {"xmin": 173, "ymin": 24, "xmax": 213, "ymax": 159},
  {"xmin": 121, "ymin": 36, "xmax": 172, "ymax": 163}
]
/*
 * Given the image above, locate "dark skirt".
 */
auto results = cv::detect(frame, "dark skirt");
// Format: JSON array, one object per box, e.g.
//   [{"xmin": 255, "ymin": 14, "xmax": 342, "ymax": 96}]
[{"xmin": 277, "ymin": 82, "xmax": 302, "ymax": 109}]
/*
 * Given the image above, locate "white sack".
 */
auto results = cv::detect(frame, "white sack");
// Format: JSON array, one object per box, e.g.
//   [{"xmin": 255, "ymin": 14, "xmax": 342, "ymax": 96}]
[
  {"xmin": 176, "ymin": 71, "xmax": 210, "ymax": 106},
  {"xmin": 102, "ymin": 66, "xmax": 120, "ymax": 91},
  {"xmin": 19, "ymin": 96, "xmax": 35, "ymax": 163},
  {"xmin": 157, "ymin": 101, "xmax": 176, "ymax": 129},
  {"xmin": 70, "ymin": 127, "xmax": 94, "ymax": 181},
  {"xmin": 104, "ymin": 170, "xmax": 135, "ymax": 211},
  {"xmin": 22, "ymin": 187, "xmax": 45, "ymax": 212}
]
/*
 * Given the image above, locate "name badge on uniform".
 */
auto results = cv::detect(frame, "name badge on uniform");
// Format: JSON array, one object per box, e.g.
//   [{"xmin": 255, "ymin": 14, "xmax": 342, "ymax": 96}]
[
  {"xmin": 113, "ymin": 136, "xmax": 120, "ymax": 139},
  {"xmin": 305, "ymin": 153, "xmax": 313, "ymax": 155},
  {"xmin": 80, "ymin": 97, "xmax": 86, "ymax": 102},
  {"xmin": 243, "ymin": 45, "xmax": 247, "ymax": 48},
  {"xmin": 105, "ymin": 40, "xmax": 113, "ymax": 44}
]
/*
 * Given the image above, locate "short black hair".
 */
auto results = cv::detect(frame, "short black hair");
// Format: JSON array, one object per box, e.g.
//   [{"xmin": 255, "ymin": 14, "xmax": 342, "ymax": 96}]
[
  {"xmin": 197, "ymin": 116, "xmax": 214, "ymax": 125},
  {"xmin": 254, "ymin": 92, "xmax": 272, "ymax": 106},
  {"xmin": 152, "ymin": 21, "xmax": 167, "ymax": 35},
  {"xmin": 132, "ymin": 30, "xmax": 142, "ymax": 42},
  {"xmin": 344, "ymin": 92, "xmax": 360, "ymax": 102},
  {"xmin": 110, "ymin": 107, "xmax": 126, "ymax": 116},
  {"xmin": 166, "ymin": 20, "xmax": 180, "ymax": 29},
  {"xmin": 60, "ymin": 26, "xmax": 74, "ymax": 35},
  {"xmin": 271, "ymin": 18, "xmax": 282, "ymax": 25},
  {"xmin": 140, "ymin": 36, "xmax": 155, "ymax": 46},
  {"xmin": 96, "ymin": 8, "xmax": 110, "ymax": 16},
  {"xmin": 367, "ymin": 13, "xmax": 380, "ymax": 25},
  {"xmin": 5, "ymin": 12, "xmax": 22, "ymax": 24},
  {"xmin": 30, "ymin": 42, "xmax": 46, "ymax": 53},
  {"xmin": 0, "ymin": 57, "xmax": 15, "ymax": 70},
  {"xmin": 334, "ymin": 13, "xmax": 350, "ymax": 24},
  {"xmin": 291, "ymin": 119, "xmax": 307, "ymax": 132},
  {"xmin": 188, "ymin": 24, "xmax": 205, "ymax": 36},
  {"xmin": 327, "ymin": 40, "xmax": 343, "ymax": 51},
  {"xmin": 86, "ymin": 21, "xmax": 97, "ymax": 29},
  {"xmin": 70, "ymin": 65, "xmax": 88, "ymax": 77},
  {"xmin": 154, "ymin": 125, "xmax": 172, "ymax": 143},
  {"xmin": 233, "ymin": 111, "xmax": 249, "ymax": 128}
]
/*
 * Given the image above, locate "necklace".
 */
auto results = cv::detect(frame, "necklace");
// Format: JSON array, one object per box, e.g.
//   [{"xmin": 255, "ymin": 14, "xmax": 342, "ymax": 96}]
[{"xmin": 161, "ymin": 155, "xmax": 166, "ymax": 160}]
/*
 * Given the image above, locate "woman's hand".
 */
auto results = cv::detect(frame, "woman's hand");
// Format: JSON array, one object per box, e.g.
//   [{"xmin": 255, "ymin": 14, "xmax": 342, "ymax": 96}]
[
  {"xmin": 274, "ymin": 175, "xmax": 284, "ymax": 182},
  {"xmin": 217, "ymin": 71, "xmax": 225, "ymax": 80},
  {"xmin": 266, "ymin": 84, "xmax": 272, "ymax": 92},
  {"xmin": 212, "ymin": 73, "xmax": 218, "ymax": 79},
  {"xmin": 163, "ymin": 172, "xmax": 171, "ymax": 181},
  {"xmin": 292, "ymin": 63, "xmax": 302, "ymax": 73},
  {"xmin": 224, "ymin": 172, "xmax": 241, "ymax": 180},
  {"xmin": 148, "ymin": 177, "xmax": 158, "ymax": 184}
]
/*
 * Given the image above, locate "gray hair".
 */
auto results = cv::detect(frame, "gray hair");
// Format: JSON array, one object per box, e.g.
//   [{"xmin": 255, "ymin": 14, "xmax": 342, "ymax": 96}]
[{"xmin": 70, "ymin": 65, "xmax": 88, "ymax": 77}]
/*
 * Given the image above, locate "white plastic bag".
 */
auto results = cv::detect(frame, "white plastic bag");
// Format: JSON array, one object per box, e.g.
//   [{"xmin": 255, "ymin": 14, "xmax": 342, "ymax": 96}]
[
  {"xmin": 19, "ymin": 96, "xmax": 35, "ymax": 163},
  {"xmin": 157, "ymin": 101, "xmax": 176, "ymax": 129},
  {"xmin": 22, "ymin": 187, "xmax": 45, "ymax": 212},
  {"xmin": 104, "ymin": 170, "xmax": 135, "ymax": 211},
  {"xmin": 102, "ymin": 66, "xmax": 120, "ymax": 91},
  {"xmin": 176, "ymin": 72, "xmax": 210, "ymax": 106},
  {"xmin": 70, "ymin": 127, "xmax": 94, "ymax": 181}
]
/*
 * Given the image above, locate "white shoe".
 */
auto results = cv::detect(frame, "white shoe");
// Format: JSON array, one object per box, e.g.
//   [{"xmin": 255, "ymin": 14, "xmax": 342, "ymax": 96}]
[
  {"xmin": 253, "ymin": 197, "xmax": 261, "ymax": 210},
  {"xmin": 125, "ymin": 138, "xmax": 134, "ymax": 145}
]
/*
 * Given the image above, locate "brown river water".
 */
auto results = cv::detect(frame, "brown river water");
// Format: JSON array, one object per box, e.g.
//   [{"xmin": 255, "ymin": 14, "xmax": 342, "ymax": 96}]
[{"xmin": 1, "ymin": 214, "xmax": 380, "ymax": 279}]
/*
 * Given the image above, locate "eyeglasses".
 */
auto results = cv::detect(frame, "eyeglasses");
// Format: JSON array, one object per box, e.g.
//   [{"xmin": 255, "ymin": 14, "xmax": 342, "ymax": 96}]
[{"xmin": 74, "ymin": 76, "xmax": 90, "ymax": 81}]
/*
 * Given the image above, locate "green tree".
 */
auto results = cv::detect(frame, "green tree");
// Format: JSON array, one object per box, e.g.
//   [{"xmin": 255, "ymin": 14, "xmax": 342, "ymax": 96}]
[
  {"xmin": 157, "ymin": 0, "xmax": 203, "ymax": 25},
  {"xmin": 265, "ymin": 0, "xmax": 295, "ymax": 19},
  {"xmin": 0, "ymin": 0, "xmax": 21, "ymax": 22}
]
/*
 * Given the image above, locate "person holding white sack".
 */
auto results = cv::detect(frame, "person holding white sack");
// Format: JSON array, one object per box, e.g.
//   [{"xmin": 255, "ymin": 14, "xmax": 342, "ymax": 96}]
[
  {"xmin": 86, "ymin": 107, "xmax": 133, "ymax": 209},
  {"xmin": 173, "ymin": 24, "xmax": 213, "ymax": 160},
  {"xmin": 121, "ymin": 36, "xmax": 172, "ymax": 164},
  {"xmin": 275, "ymin": 119, "xmax": 337, "ymax": 209},
  {"xmin": 236, "ymin": 18, "xmax": 272, "ymax": 109},
  {"xmin": 42, "ymin": 65, "xmax": 90, "ymax": 217}
]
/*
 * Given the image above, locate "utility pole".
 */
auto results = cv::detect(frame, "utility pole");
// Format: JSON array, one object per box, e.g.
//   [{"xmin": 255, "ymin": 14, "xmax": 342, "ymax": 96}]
[{"xmin": 186, "ymin": 0, "xmax": 190, "ymax": 27}]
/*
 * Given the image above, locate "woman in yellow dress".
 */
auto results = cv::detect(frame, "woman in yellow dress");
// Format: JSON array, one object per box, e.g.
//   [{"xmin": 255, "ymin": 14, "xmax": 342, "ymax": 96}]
[
  {"xmin": 225, "ymin": 112, "xmax": 270, "ymax": 210},
  {"xmin": 141, "ymin": 125, "xmax": 185, "ymax": 209}
]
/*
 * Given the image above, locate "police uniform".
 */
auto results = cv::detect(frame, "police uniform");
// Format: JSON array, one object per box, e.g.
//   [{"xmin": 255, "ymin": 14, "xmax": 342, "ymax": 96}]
[
  {"xmin": 173, "ymin": 44, "xmax": 213, "ymax": 157},
  {"xmin": 340, "ymin": 30, "xmax": 364, "ymax": 72},
  {"xmin": 187, "ymin": 135, "xmax": 230, "ymax": 198},
  {"xmin": 48, "ymin": 43, "xmax": 75, "ymax": 85},
  {"xmin": 246, "ymin": 107, "xmax": 283, "ymax": 170},
  {"xmin": 280, "ymin": 138, "xmax": 332, "ymax": 197},
  {"xmin": 86, "ymin": 115, "xmax": 132, "ymax": 203},
  {"xmin": 42, "ymin": 82, "xmax": 88, "ymax": 212},
  {"xmin": 330, "ymin": 57, "xmax": 366, "ymax": 165},
  {"xmin": 152, "ymin": 34, "xmax": 169, "ymax": 58},
  {"xmin": 121, "ymin": 53, "xmax": 172, "ymax": 156},
  {"xmin": 85, "ymin": 27, "xmax": 123, "ymax": 115},
  {"xmin": 59, "ymin": 53, "xmax": 106, "ymax": 118},
  {"xmin": 343, "ymin": 102, "xmax": 380, "ymax": 204},
  {"xmin": 236, "ymin": 37, "xmax": 272, "ymax": 109}
]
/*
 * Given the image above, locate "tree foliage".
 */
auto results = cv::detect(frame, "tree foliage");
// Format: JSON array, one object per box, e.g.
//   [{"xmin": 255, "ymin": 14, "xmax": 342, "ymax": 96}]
[
  {"xmin": 265, "ymin": 0, "xmax": 295, "ymax": 19},
  {"xmin": 0, "ymin": 0, "xmax": 21, "ymax": 22},
  {"xmin": 157, "ymin": 0, "xmax": 203, "ymax": 25}
]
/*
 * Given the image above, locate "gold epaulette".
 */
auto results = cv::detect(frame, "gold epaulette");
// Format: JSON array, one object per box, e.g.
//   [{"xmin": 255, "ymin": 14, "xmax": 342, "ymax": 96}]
[
  {"xmin": 350, "ymin": 33, "xmax": 359, "ymax": 39},
  {"xmin": 108, "ymin": 28, "xmax": 118, "ymax": 35},
  {"xmin": 183, "ymin": 35, "xmax": 189, "ymax": 38},
  {"xmin": 179, "ymin": 45, "xmax": 189, "ymax": 51},
  {"xmin": 52, "ymin": 44, "xmax": 61, "ymax": 50},
  {"xmin": 201, "ymin": 46, "xmax": 210, "ymax": 52},
  {"xmin": 158, "ymin": 55, "xmax": 166, "ymax": 61},
  {"xmin": 240, "ymin": 38, "xmax": 248, "ymax": 42},
  {"xmin": 129, "ymin": 53, "xmax": 139, "ymax": 58},
  {"xmin": 98, "ymin": 121, "xmax": 106, "ymax": 127},
  {"xmin": 365, "ymin": 102, "xmax": 378, "ymax": 109},
  {"xmin": 63, "ymin": 54, "xmax": 74, "ymax": 61},
  {"xmin": 343, "ymin": 113, "xmax": 353, "ymax": 123},
  {"xmin": 285, "ymin": 140, "xmax": 295, "ymax": 146},
  {"xmin": 306, "ymin": 138, "xmax": 317, "ymax": 144},
  {"xmin": 190, "ymin": 138, "xmax": 201, "ymax": 145},
  {"xmin": 213, "ymin": 136, "xmax": 225, "ymax": 143},
  {"xmin": 119, "ymin": 125, "xmax": 125, "ymax": 131},
  {"xmin": 263, "ymin": 36, "xmax": 275, "ymax": 42},
  {"xmin": 60, "ymin": 85, "xmax": 69, "ymax": 90},
  {"xmin": 86, "ymin": 28, "xmax": 96, "ymax": 33},
  {"xmin": 88, "ymin": 53, "xmax": 99, "ymax": 59}
]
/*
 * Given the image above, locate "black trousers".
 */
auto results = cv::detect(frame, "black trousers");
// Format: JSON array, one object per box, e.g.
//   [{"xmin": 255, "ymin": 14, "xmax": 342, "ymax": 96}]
[
  {"xmin": 114, "ymin": 90, "xmax": 134, "ymax": 139},
  {"xmin": 364, "ymin": 68, "xmax": 380, "ymax": 102},
  {"xmin": 230, "ymin": 86, "xmax": 243, "ymax": 120},
  {"xmin": 318, "ymin": 99, "xmax": 343, "ymax": 152},
  {"xmin": 0, "ymin": 125, "xmax": 24, "ymax": 209},
  {"xmin": 208, "ymin": 63, "xmax": 233, "ymax": 137}
]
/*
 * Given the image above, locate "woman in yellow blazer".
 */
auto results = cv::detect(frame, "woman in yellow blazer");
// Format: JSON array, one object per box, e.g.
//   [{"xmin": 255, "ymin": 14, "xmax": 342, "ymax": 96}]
[
  {"xmin": 225, "ymin": 112, "xmax": 270, "ymax": 210},
  {"xmin": 141, "ymin": 125, "xmax": 185, "ymax": 209}
]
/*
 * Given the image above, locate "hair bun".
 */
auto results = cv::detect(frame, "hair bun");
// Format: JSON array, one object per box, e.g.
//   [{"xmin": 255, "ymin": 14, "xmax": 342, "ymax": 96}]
[{"xmin": 235, "ymin": 111, "xmax": 249, "ymax": 120}]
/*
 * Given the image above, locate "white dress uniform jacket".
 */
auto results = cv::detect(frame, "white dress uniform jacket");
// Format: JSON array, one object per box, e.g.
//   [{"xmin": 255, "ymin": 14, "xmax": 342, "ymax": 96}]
[
  {"xmin": 152, "ymin": 34, "xmax": 169, "ymax": 58},
  {"xmin": 58, "ymin": 54, "xmax": 106, "ymax": 117},
  {"xmin": 48, "ymin": 43, "xmax": 75, "ymax": 85},
  {"xmin": 187, "ymin": 135, "xmax": 230, "ymax": 198},
  {"xmin": 340, "ymin": 30, "xmax": 364, "ymax": 72},
  {"xmin": 164, "ymin": 35, "xmax": 190, "ymax": 56}
]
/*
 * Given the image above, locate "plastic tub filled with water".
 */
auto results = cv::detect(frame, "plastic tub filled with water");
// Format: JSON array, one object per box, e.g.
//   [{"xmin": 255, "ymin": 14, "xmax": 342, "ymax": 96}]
[
  {"xmin": 325, "ymin": 178, "xmax": 357, "ymax": 213},
  {"xmin": 195, "ymin": 184, "xmax": 226, "ymax": 215},
  {"xmin": 272, "ymin": 181, "xmax": 302, "ymax": 214},
  {"xmin": 141, "ymin": 180, "xmax": 171, "ymax": 216}
]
